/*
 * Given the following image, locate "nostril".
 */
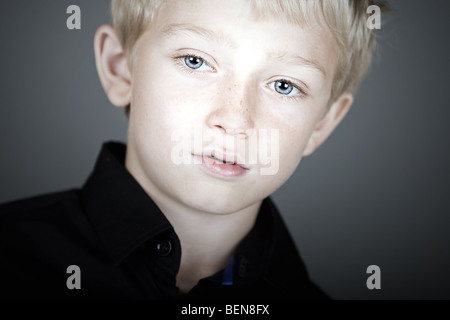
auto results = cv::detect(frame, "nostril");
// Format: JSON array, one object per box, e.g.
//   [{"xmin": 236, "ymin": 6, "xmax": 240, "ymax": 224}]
[{"xmin": 214, "ymin": 124, "xmax": 226, "ymax": 133}]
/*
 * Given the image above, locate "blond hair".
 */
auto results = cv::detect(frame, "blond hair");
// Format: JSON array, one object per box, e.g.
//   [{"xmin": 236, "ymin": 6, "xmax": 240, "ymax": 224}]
[{"xmin": 111, "ymin": 0, "xmax": 388, "ymax": 112}]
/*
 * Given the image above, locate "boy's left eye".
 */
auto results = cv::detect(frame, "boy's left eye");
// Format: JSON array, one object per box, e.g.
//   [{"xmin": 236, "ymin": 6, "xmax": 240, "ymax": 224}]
[{"xmin": 269, "ymin": 80, "xmax": 301, "ymax": 97}]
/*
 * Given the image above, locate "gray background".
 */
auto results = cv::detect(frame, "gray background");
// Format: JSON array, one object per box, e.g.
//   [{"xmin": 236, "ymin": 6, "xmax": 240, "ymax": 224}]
[{"xmin": 1, "ymin": 0, "xmax": 449, "ymax": 300}]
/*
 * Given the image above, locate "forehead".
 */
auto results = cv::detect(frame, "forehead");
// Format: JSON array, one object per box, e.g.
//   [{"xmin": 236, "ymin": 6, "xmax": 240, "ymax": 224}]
[{"xmin": 149, "ymin": 0, "xmax": 338, "ymax": 78}]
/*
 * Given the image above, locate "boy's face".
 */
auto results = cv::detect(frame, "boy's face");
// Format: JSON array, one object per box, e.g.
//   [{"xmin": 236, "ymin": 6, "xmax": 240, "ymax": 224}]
[{"xmin": 106, "ymin": 0, "xmax": 351, "ymax": 214}]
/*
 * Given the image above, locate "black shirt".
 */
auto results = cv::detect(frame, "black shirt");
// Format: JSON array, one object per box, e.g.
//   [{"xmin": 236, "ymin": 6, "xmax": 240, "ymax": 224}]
[{"xmin": 0, "ymin": 142, "xmax": 329, "ymax": 299}]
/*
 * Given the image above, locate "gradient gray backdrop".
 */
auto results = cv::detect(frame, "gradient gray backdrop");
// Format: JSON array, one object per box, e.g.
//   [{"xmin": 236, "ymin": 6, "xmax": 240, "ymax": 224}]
[{"xmin": 1, "ymin": 0, "xmax": 449, "ymax": 299}]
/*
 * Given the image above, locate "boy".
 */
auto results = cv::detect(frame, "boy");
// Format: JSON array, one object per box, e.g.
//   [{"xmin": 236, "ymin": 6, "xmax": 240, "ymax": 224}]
[{"xmin": 0, "ymin": 0, "xmax": 386, "ymax": 299}]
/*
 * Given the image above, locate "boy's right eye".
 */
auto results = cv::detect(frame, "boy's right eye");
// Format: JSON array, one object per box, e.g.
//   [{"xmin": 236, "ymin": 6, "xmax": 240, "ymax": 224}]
[{"xmin": 180, "ymin": 55, "xmax": 214, "ymax": 72}]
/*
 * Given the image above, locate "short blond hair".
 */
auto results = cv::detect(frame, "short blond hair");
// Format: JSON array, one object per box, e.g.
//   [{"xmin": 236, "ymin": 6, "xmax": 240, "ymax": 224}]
[{"xmin": 111, "ymin": 0, "xmax": 388, "ymax": 111}]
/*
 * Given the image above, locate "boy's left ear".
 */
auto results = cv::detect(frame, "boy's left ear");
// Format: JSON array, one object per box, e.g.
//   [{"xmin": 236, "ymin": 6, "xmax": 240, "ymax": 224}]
[{"xmin": 303, "ymin": 92, "xmax": 354, "ymax": 156}]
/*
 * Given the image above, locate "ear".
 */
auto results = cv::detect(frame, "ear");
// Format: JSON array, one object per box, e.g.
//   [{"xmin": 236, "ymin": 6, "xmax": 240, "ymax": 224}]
[
  {"xmin": 303, "ymin": 92, "xmax": 354, "ymax": 156},
  {"xmin": 94, "ymin": 24, "xmax": 131, "ymax": 107}
]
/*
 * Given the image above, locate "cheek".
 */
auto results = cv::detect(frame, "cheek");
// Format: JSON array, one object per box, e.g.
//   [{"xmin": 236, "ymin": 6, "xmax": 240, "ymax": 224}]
[
  {"xmin": 129, "ymin": 64, "xmax": 217, "ymax": 172},
  {"xmin": 279, "ymin": 128, "xmax": 309, "ymax": 173},
  {"xmin": 253, "ymin": 126, "xmax": 308, "ymax": 199},
  {"xmin": 258, "ymin": 107, "xmax": 320, "ymax": 182},
  {"xmin": 130, "ymin": 73, "xmax": 184, "ymax": 141},
  {"xmin": 132, "ymin": 60, "xmax": 214, "ymax": 126},
  {"xmin": 283, "ymin": 120, "xmax": 313, "ymax": 153}
]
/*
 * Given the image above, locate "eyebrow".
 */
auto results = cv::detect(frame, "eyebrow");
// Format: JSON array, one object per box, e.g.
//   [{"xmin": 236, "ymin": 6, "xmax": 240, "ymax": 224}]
[
  {"xmin": 268, "ymin": 51, "xmax": 327, "ymax": 77},
  {"xmin": 161, "ymin": 23, "xmax": 327, "ymax": 77},
  {"xmin": 161, "ymin": 23, "xmax": 237, "ymax": 48}
]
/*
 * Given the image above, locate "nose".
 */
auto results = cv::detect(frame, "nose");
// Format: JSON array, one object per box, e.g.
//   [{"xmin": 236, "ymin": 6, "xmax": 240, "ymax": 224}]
[{"xmin": 206, "ymin": 83, "xmax": 255, "ymax": 137}]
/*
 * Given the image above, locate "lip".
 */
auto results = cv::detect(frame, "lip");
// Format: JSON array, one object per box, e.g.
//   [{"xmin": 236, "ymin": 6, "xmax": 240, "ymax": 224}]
[{"xmin": 192, "ymin": 151, "xmax": 249, "ymax": 178}]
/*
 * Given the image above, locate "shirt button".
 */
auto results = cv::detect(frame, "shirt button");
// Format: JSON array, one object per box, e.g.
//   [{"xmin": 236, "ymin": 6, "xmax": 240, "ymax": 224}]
[{"xmin": 156, "ymin": 240, "xmax": 172, "ymax": 256}]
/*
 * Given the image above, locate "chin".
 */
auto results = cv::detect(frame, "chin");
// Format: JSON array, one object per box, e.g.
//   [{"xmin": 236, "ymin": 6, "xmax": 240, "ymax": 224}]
[{"xmin": 180, "ymin": 191, "xmax": 259, "ymax": 216}]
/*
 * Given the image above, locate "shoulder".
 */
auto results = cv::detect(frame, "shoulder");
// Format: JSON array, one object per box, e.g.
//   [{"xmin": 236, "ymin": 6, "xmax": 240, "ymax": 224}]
[
  {"xmin": 0, "ymin": 189, "xmax": 97, "ymax": 253},
  {"xmin": 0, "ymin": 188, "xmax": 107, "ymax": 251},
  {"xmin": 0, "ymin": 190, "xmax": 87, "ymax": 238},
  {"xmin": 0, "ymin": 190, "xmax": 102, "ymax": 298},
  {"xmin": 0, "ymin": 190, "xmax": 81, "ymax": 218}
]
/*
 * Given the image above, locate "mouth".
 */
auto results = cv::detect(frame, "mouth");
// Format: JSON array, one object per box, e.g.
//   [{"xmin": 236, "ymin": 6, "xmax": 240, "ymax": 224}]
[
  {"xmin": 192, "ymin": 150, "xmax": 249, "ymax": 178},
  {"xmin": 207, "ymin": 155, "xmax": 235, "ymax": 165},
  {"xmin": 207, "ymin": 150, "xmax": 238, "ymax": 165}
]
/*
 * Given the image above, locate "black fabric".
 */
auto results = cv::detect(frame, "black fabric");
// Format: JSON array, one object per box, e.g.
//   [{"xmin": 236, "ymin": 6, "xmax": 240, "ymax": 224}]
[{"xmin": 0, "ymin": 142, "xmax": 329, "ymax": 299}]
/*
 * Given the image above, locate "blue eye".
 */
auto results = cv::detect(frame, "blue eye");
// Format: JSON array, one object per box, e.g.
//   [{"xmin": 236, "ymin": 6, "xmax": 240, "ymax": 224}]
[
  {"xmin": 269, "ymin": 80, "xmax": 302, "ymax": 98},
  {"xmin": 274, "ymin": 81, "xmax": 294, "ymax": 95},
  {"xmin": 184, "ymin": 56, "xmax": 205, "ymax": 70}
]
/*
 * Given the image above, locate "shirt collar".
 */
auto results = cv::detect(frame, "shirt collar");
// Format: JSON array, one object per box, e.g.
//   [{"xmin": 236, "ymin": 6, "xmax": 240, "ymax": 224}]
[{"xmin": 81, "ymin": 142, "xmax": 174, "ymax": 264}]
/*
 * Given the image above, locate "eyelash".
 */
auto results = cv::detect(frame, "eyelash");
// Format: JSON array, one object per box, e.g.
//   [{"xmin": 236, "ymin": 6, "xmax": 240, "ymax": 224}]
[
  {"xmin": 270, "ymin": 79, "xmax": 307, "ymax": 101},
  {"xmin": 173, "ymin": 53, "xmax": 215, "ymax": 74},
  {"xmin": 173, "ymin": 54, "xmax": 307, "ymax": 101}
]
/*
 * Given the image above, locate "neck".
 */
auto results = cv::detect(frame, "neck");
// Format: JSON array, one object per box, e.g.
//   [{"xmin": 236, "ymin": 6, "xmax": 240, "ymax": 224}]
[{"xmin": 154, "ymin": 192, "xmax": 261, "ymax": 294}]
